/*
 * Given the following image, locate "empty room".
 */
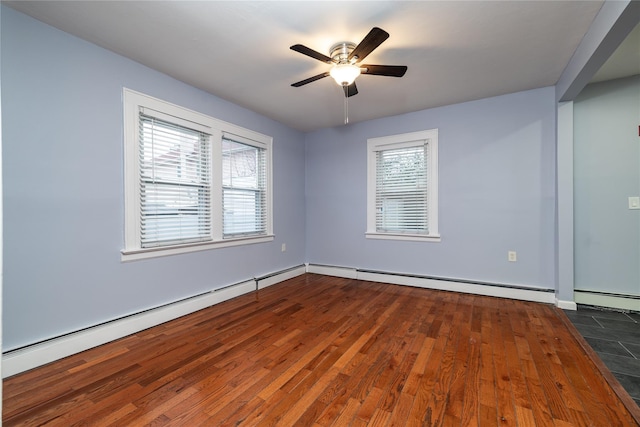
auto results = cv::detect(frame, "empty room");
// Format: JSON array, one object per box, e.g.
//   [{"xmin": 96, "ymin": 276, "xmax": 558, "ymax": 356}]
[{"xmin": 2, "ymin": 1, "xmax": 639, "ymax": 426}]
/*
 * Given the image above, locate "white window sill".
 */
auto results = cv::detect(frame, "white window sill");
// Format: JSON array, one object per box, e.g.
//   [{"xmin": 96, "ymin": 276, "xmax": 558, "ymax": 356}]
[
  {"xmin": 121, "ymin": 234, "xmax": 275, "ymax": 262},
  {"xmin": 365, "ymin": 232, "xmax": 441, "ymax": 243}
]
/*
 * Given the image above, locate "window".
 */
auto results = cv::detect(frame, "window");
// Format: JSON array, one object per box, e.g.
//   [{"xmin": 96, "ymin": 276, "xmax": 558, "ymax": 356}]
[
  {"xmin": 366, "ymin": 129, "xmax": 439, "ymax": 241},
  {"xmin": 139, "ymin": 115, "xmax": 211, "ymax": 248},
  {"xmin": 123, "ymin": 89, "xmax": 273, "ymax": 261},
  {"xmin": 222, "ymin": 136, "xmax": 267, "ymax": 238}
]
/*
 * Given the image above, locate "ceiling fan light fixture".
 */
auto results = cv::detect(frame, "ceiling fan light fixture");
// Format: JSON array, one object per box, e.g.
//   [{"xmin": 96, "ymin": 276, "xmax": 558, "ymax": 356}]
[
  {"xmin": 329, "ymin": 63, "xmax": 361, "ymax": 86},
  {"xmin": 291, "ymin": 27, "xmax": 404, "ymax": 98}
]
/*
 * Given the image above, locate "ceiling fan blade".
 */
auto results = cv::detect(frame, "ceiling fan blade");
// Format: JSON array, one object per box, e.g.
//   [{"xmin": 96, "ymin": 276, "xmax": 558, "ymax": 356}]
[
  {"xmin": 290, "ymin": 44, "xmax": 334, "ymax": 63},
  {"xmin": 343, "ymin": 82, "xmax": 358, "ymax": 98},
  {"xmin": 291, "ymin": 72, "xmax": 330, "ymax": 87},
  {"xmin": 348, "ymin": 27, "xmax": 389, "ymax": 62},
  {"xmin": 360, "ymin": 64, "xmax": 408, "ymax": 77}
]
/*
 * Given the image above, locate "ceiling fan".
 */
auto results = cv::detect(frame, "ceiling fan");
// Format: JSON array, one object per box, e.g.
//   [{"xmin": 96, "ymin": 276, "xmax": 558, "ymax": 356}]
[{"xmin": 290, "ymin": 27, "xmax": 408, "ymax": 98}]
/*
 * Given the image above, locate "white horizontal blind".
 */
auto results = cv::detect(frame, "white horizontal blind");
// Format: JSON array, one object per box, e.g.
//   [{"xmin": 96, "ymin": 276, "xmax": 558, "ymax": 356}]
[
  {"xmin": 139, "ymin": 114, "xmax": 211, "ymax": 247},
  {"xmin": 222, "ymin": 137, "xmax": 266, "ymax": 238},
  {"xmin": 375, "ymin": 144, "xmax": 428, "ymax": 233}
]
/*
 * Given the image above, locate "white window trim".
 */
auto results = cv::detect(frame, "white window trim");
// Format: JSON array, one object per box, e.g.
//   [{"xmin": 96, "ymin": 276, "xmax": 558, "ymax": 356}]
[
  {"xmin": 366, "ymin": 129, "xmax": 440, "ymax": 242},
  {"xmin": 122, "ymin": 88, "xmax": 273, "ymax": 261}
]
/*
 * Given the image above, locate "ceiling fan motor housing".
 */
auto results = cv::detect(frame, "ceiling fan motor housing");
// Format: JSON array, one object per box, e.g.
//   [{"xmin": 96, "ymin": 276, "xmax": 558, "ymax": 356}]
[{"xmin": 330, "ymin": 42, "xmax": 357, "ymax": 64}]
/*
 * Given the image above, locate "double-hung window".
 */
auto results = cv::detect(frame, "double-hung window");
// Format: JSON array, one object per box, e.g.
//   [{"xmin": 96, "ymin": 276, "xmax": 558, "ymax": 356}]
[
  {"xmin": 139, "ymin": 114, "xmax": 211, "ymax": 248},
  {"xmin": 366, "ymin": 129, "xmax": 440, "ymax": 241},
  {"xmin": 123, "ymin": 89, "xmax": 273, "ymax": 261},
  {"xmin": 222, "ymin": 135, "xmax": 267, "ymax": 238}
]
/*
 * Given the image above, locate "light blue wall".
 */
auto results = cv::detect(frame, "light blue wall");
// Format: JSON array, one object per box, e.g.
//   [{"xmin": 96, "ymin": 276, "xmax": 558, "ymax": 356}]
[
  {"xmin": 573, "ymin": 75, "xmax": 640, "ymax": 296},
  {"xmin": 305, "ymin": 87, "xmax": 557, "ymax": 289},
  {"xmin": 1, "ymin": 6, "xmax": 306, "ymax": 351}
]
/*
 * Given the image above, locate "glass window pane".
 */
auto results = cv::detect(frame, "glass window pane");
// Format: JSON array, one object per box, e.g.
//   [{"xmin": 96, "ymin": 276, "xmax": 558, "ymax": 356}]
[
  {"xmin": 375, "ymin": 144, "xmax": 428, "ymax": 234},
  {"xmin": 139, "ymin": 115, "xmax": 211, "ymax": 247},
  {"xmin": 222, "ymin": 138, "xmax": 266, "ymax": 238}
]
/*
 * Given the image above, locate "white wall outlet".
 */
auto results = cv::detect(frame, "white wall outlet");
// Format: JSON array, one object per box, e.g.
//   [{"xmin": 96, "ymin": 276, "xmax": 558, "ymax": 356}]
[
  {"xmin": 508, "ymin": 251, "xmax": 517, "ymax": 262},
  {"xmin": 281, "ymin": 243, "xmax": 286, "ymax": 252},
  {"xmin": 628, "ymin": 196, "xmax": 640, "ymax": 210}
]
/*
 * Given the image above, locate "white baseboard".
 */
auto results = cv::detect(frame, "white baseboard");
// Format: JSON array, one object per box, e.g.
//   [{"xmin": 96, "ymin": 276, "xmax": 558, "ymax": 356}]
[
  {"xmin": 358, "ymin": 270, "xmax": 556, "ymax": 304},
  {"xmin": 306, "ymin": 264, "xmax": 358, "ymax": 279},
  {"xmin": 574, "ymin": 290, "xmax": 640, "ymax": 312},
  {"xmin": 257, "ymin": 265, "xmax": 306, "ymax": 289},
  {"xmin": 556, "ymin": 299, "xmax": 578, "ymax": 310},
  {"xmin": 3, "ymin": 265, "xmax": 305, "ymax": 378},
  {"xmin": 306, "ymin": 264, "xmax": 557, "ymax": 305}
]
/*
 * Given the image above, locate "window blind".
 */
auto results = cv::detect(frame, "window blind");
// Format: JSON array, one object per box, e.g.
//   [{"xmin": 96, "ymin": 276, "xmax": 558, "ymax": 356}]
[
  {"xmin": 139, "ymin": 114, "xmax": 211, "ymax": 247},
  {"xmin": 222, "ymin": 137, "xmax": 266, "ymax": 238},
  {"xmin": 375, "ymin": 144, "xmax": 428, "ymax": 233}
]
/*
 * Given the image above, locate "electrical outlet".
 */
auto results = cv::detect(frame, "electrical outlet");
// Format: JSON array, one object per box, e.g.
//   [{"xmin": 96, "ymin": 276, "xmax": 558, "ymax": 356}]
[
  {"xmin": 508, "ymin": 251, "xmax": 517, "ymax": 262},
  {"xmin": 281, "ymin": 243, "xmax": 286, "ymax": 252}
]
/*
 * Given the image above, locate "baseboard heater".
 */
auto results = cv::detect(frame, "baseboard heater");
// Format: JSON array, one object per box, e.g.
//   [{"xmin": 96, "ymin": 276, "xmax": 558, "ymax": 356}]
[
  {"xmin": 574, "ymin": 289, "xmax": 640, "ymax": 312},
  {"xmin": 306, "ymin": 263, "xmax": 556, "ymax": 305},
  {"xmin": 2, "ymin": 264, "xmax": 307, "ymax": 378},
  {"xmin": 256, "ymin": 264, "xmax": 307, "ymax": 289}
]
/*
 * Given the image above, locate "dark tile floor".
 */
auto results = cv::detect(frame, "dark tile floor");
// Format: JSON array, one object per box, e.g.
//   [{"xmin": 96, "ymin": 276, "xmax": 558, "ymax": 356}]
[{"xmin": 563, "ymin": 305, "xmax": 640, "ymax": 407}]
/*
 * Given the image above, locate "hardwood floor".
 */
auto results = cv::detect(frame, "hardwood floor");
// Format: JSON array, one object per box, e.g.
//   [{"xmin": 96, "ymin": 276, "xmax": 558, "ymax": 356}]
[{"xmin": 3, "ymin": 273, "xmax": 639, "ymax": 426}]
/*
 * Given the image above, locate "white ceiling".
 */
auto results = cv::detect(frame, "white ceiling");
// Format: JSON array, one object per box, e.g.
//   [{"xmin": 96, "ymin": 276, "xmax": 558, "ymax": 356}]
[{"xmin": 5, "ymin": 1, "xmax": 615, "ymax": 132}]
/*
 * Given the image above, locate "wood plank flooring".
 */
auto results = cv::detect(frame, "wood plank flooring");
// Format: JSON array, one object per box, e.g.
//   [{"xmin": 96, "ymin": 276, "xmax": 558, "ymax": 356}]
[{"xmin": 3, "ymin": 273, "xmax": 639, "ymax": 426}]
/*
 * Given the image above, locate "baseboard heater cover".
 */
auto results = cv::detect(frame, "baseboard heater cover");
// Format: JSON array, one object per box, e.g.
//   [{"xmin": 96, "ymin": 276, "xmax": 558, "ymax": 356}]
[
  {"xmin": 574, "ymin": 289, "xmax": 640, "ymax": 312},
  {"xmin": 256, "ymin": 265, "xmax": 306, "ymax": 289},
  {"xmin": 3, "ymin": 265, "xmax": 306, "ymax": 378},
  {"xmin": 306, "ymin": 264, "xmax": 556, "ymax": 304},
  {"xmin": 305, "ymin": 263, "xmax": 358, "ymax": 279}
]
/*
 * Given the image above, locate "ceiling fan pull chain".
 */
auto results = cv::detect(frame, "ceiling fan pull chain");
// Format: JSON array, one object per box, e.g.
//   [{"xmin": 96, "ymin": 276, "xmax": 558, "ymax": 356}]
[{"xmin": 344, "ymin": 92, "xmax": 349, "ymax": 125}]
